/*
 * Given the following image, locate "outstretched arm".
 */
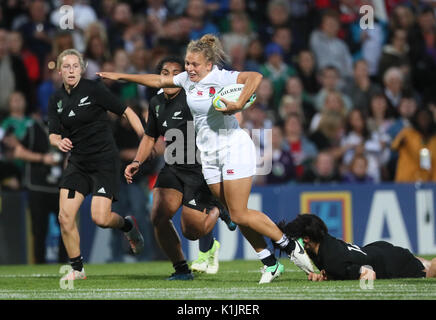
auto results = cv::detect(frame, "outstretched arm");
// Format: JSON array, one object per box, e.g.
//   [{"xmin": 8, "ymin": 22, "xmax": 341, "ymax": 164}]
[{"xmin": 96, "ymin": 72, "xmax": 176, "ymax": 88}]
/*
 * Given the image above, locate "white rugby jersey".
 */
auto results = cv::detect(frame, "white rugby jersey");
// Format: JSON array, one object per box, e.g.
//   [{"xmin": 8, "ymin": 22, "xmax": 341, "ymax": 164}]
[{"xmin": 173, "ymin": 66, "xmax": 241, "ymax": 154}]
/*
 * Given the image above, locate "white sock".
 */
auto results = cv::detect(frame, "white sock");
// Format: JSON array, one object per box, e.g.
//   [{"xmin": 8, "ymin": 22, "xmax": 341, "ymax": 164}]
[
  {"xmin": 256, "ymin": 249, "xmax": 272, "ymax": 260},
  {"xmin": 275, "ymin": 234, "xmax": 290, "ymax": 249}
]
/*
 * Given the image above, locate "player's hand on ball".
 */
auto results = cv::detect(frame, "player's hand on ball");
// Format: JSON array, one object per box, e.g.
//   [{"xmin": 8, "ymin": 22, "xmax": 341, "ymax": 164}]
[
  {"xmin": 124, "ymin": 162, "xmax": 139, "ymax": 184},
  {"xmin": 214, "ymin": 97, "xmax": 239, "ymax": 115}
]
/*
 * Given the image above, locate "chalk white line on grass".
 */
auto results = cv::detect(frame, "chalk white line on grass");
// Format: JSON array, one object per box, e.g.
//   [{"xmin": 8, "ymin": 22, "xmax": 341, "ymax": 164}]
[{"xmin": 1, "ymin": 284, "xmax": 435, "ymax": 300}]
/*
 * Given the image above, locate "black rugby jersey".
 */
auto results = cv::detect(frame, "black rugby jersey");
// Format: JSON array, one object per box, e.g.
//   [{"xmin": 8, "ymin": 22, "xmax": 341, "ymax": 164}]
[
  {"xmin": 47, "ymin": 79, "xmax": 126, "ymax": 161},
  {"xmin": 146, "ymin": 89, "xmax": 199, "ymax": 167},
  {"xmin": 309, "ymin": 234, "xmax": 421, "ymax": 280}
]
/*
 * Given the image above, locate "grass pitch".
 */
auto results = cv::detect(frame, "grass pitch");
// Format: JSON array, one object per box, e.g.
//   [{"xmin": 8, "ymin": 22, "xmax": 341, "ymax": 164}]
[{"xmin": 0, "ymin": 258, "xmax": 435, "ymax": 300}]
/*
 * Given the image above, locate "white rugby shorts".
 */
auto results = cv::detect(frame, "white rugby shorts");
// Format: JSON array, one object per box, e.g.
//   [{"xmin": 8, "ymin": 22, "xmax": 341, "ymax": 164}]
[{"xmin": 200, "ymin": 128, "xmax": 257, "ymax": 184}]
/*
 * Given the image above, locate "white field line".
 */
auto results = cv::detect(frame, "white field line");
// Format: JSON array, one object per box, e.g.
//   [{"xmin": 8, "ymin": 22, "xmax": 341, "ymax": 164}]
[{"xmin": 1, "ymin": 285, "xmax": 436, "ymax": 300}]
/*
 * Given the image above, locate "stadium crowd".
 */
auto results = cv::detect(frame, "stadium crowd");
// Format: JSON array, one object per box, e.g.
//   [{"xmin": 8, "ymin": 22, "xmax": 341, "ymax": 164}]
[{"xmin": 1, "ymin": 0, "xmax": 436, "ymax": 263}]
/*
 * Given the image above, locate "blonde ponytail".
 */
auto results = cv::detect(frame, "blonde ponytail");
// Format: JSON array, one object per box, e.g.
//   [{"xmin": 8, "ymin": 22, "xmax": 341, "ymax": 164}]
[{"xmin": 187, "ymin": 34, "xmax": 228, "ymax": 66}]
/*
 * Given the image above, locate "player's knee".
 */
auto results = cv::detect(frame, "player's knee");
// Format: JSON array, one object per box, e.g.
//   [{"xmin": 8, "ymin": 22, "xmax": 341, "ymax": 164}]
[
  {"xmin": 228, "ymin": 209, "xmax": 248, "ymax": 226},
  {"xmin": 182, "ymin": 229, "xmax": 201, "ymax": 241},
  {"xmin": 91, "ymin": 210, "xmax": 110, "ymax": 228},
  {"xmin": 151, "ymin": 208, "xmax": 172, "ymax": 227},
  {"xmin": 58, "ymin": 208, "xmax": 74, "ymax": 232},
  {"xmin": 181, "ymin": 224, "xmax": 203, "ymax": 240}
]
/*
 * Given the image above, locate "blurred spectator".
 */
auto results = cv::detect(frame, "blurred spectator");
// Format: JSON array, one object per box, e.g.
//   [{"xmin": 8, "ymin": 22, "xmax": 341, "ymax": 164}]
[
  {"xmin": 260, "ymin": 42, "xmax": 296, "ymax": 112},
  {"xmin": 112, "ymin": 48, "xmax": 138, "ymax": 101},
  {"xmin": 244, "ymin": 38, "xmax": 264, "ymax": 72},
  {"xmin": 313, "ymin": 65, "xmax": 353, "ymax": 112},
  {"xmin": 4, "ymin": 114, "xmax": 68, "ymax": 264},
  {"xmin": 130, "ymin": 47, "xmax": 150, "ymax": 104},
  {"xmin": 295, "ymin": 49, "xmax": 321, "ymax": 97},
  {"xmin": 342, "ymin": 153, "xmax": 374, "ymax": 183},
  {"xmin": 0, "ymin": 28, "xmax": 31, "ymax": 119},
  {"xmin": 278, "ymin": 95, "xmax": 305, "ymax": 129},
  {"xmin": 283, "ymin": 76, "xmax": 316, "ymax": 129},
  {"xmin": 50, "ymin": 0, "xmax": 98, "ymax": 52},
  {"xmin": 185, "ymin": 0, "xmax": 219, "ymax": 40},
  {"xmin": 36, "ymin": 64, "xmax": 62, "ymax": 119},
  {"xmin": 391, "ymin": 107, "xmax": 436, "ymax": 182},
  {"xmin": 155, "ymin": 16, "xmax": 192, "ymax": 56},
  {"xmin": 283, "ymin": 113, "xmax": 318, "ymax": 179},
  {"xmin": 84, "ymin": 35, "xmax": 110, "ymax": 80},
  {"xmin": 145, "ymin": 0, "xmax": 169, "ymax": 23},
  {"xmin": 378, "ymin": 28, "xmax": 410, "ymax": 84},
  {"xmin": 389, "ymin": 4, "xmax": 416, "ymax": 31},
  {"xmin": 382, "ymin": 66, "xmax": 410, "ymax": 117},
  {"xmin": 347, "ymin": 1, "xmax": 386, "ymax": 78},
  {"xmin": 408, "ymin": 6, "xmax": 436, "ymax": 102},
  {"xmin": 50, "ymin": 0, "xmax": 97, "ymax": 32},
  {"xmin": 217, "ymin": 0, "xmax": 255, "ymax": 33},
  {"xmin": 272, "ymin": 26, "xmax": 297, "ymax": 65},
  {"xmin": 7, "ymin": 30, "xmax": 40, "ymax": 86},
  {"xmin": 263, "ymin": 124, "xmax": 296, "ymax": 185},
  {"xmin": 387, "ymin": 95, "xmax": 418, "ymax": 141},
  {"xmin": 341, "ymin": 108, "xmax": 389, "ymax": 182},
  {"xmin": 1, "ymin": 92, "xmax": 32, "ymax": 142},
  {"xmin": 310, "ymin": 90, "xmax": 348, "ymax": 133},
  {"xmin": 255, "ymin": 77, "xmax": 274, "ymax": 111},
  {"xmin": 258, "ymin": 0, "xmax": 291, "ymax": 45},
  {"xmin": 221, "ymin": 12, "xmax": 256, "ymax": 58},
  {"xmin": 386, "ymin": 94, "xmax": 418, "ymax": 180},
  {"xmin": 309, "ymin": 110, "xmax": 345, "ymax": 157},
  {"xmin": 367, "ymin": 92, "xmax": 394, "ymax": 137},
  {"xmin": 107, "ymin": 2, "xmax": 133, "ymax": 52},
  {"xmin": 18, "ymin": 0, "xmax": 55, "ymax": 70},
  {"xmin": 309, "ymin": 9, "xmax": 353, "ymax": 79},
  {"xmin": 343, "ymin": 59, "xmax": 382, "ymax": 115},
  {"xmin": 299, "ymin": 151, "xmax": 342, "ymax": 184}
]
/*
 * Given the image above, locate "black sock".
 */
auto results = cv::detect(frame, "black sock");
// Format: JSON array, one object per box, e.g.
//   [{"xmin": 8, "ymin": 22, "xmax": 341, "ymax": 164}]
[
  {"xmin": 173, "ymin": 260, "xmax": 190, "ymax": 274},
  {"xmin": 120, "ymin": 217, "xmax": 133, "ymax": 232},
  {"xmin": 199, "ymin": 234, "xmax": 214, "ymax": 252},
  {"xmin": 70, "ymin": 255, "xmax": 83, "ymax": 271},
  {"xmin": 261, "ymin": 254, "xmax": 277, "ymax": 267}
]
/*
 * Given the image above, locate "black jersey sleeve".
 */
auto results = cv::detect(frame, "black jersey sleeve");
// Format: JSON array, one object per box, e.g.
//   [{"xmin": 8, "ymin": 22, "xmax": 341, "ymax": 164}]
[
  {"xmin": 94, "ymin": 81, "xmax": 127, "ymax": 116},
  {"xmin": 145, "ymin": 96, "xmax": 161, "ymax": 140},
  {"xmin": 47, "ymin": 94, "xmax": 62, "ymax": 135}
]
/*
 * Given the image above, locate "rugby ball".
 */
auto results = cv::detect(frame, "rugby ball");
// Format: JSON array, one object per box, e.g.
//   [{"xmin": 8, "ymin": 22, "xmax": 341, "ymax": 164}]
[{"xmin": 212, "ymin": 84, "xmax": 256, "ymax": 111}]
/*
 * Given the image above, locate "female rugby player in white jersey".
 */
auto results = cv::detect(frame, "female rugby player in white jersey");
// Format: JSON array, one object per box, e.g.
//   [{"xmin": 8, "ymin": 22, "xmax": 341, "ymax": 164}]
[{"xmin": 97, "ymin": 34, "xmax": 313, "ymax": 283}]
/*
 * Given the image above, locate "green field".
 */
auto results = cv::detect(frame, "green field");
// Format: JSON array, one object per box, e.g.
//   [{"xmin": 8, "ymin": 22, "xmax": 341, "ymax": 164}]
[{"xmin": 1, "ymin": 258, "xmax": 435, "ymax": 300}]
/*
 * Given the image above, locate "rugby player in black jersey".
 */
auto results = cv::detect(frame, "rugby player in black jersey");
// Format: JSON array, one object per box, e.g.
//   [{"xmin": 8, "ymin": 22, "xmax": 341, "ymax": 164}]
[
  {"xmin": 123, "ymin": 56, "xmax": 235, "ymax": 280},
  {"xmin": 48, "ymin": 49, "xmax": 145, "ymax": 281},
  {"xmin": 276, "ymin": 214, "xmax": 436, "ymax": 281}
]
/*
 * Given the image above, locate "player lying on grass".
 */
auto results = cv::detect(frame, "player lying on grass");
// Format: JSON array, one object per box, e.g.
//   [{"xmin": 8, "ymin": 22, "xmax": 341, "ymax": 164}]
[{"xmin": 275, "ymin": 213, "xmax": 436, "ymax": 281}]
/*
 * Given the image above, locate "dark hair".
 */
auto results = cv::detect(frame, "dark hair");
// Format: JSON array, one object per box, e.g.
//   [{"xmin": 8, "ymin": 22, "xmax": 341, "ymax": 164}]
[
  {"xmin": 345, "ymin": 108, "xmax": 370, "ymax": 140},
  {"xmin": 155, "ymin": 56, "xmax": 185, "ymax": 74},
  {"xmin": 276, "ymin": 214, "xmax": 328, "ymax": 244},
  {"xmin": 410, "ymin": 107, "xmax": 436, "ymax": 138}
]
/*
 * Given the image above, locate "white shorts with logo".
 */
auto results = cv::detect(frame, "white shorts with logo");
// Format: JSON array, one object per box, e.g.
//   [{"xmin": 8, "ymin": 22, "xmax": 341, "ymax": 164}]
[{"xmin": 199, "ymin": 128, "xmax": 257, "ymax": 184}]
